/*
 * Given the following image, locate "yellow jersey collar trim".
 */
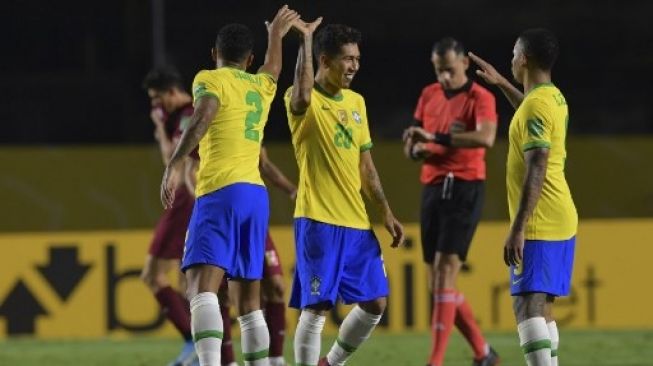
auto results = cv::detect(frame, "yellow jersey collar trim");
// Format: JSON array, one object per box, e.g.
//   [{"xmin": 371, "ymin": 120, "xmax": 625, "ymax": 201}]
[{"xmin": 314, "ymin": 82, "xmax": 343, "ymax": 102}]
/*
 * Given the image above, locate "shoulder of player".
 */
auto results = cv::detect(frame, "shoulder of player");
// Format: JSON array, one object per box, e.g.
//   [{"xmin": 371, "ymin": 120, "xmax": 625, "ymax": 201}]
[
  {"xmin": 469, "ymin": 82, "xmax": 495, "ymax": 100},
  {"xmin": 420, "ymin": 82, "xmax": 441, "ymax": 96}
]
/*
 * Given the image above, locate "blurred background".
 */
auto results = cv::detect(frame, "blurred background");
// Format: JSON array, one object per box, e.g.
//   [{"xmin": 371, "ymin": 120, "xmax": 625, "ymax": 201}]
[{"xmin": 1, "ymin": 1, "xmax": 652, "ymax": 365}]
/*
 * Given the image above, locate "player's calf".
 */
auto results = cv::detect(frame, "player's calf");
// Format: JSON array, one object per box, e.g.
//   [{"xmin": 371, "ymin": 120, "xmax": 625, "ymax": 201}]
[{"xmin": 325, "ymin": 298, "xmax": 385, "ymax": 366}]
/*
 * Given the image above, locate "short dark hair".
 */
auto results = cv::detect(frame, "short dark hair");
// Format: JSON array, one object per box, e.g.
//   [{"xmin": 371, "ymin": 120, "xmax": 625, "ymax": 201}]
[
  {"xmin": 432, "ymin": 37, "xmax": 465, "ymax": 57},
  {"xmin": 518, "ymin": 28, "xmax": 559, "ymax": 71},
  {"xmin": 314, "ymin": 24, "xmax": 362, "ymax": 59},
  {"xmin": 142, "ymin": 66, "xmax": 184, "ymax": 91},
  {"xmin": 216, "ymin": 23, "xmax": 254, "ymax": 63}
]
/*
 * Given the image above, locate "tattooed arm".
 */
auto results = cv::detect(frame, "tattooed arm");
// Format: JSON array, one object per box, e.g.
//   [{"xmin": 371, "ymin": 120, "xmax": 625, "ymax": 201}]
[
  {"xmin": 504, "ymin": 147, "xmax": 549, "ymax": 266},
  {"xmin": 160, "ymin": 95, "xmax": 218, "ymax": 208},
  {"xmin": 359, "ymin": 150, "xmax": 405, "ymax": 247}
]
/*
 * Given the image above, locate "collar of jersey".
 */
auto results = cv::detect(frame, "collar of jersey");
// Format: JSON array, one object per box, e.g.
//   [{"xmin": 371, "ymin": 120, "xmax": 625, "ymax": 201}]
[
  {"xmin": 525, "ymin": 82, "xmax": 555, "ymax": 97},
  {"xmin": 314, "ymin": 82, "xmax": 343, "ymax": 101}
]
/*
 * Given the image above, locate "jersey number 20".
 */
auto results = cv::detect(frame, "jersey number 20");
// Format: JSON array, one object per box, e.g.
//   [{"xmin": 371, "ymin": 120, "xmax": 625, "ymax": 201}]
[{"xmin": 244, "ymin": 91, "xmax": 262, "ymax": 142}]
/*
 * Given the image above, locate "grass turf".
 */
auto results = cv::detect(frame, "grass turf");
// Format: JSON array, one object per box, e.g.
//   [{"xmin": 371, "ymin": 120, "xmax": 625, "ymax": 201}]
[{"xmin": 1, "ymin": 330, "xmax": 652, "ymax": 365}]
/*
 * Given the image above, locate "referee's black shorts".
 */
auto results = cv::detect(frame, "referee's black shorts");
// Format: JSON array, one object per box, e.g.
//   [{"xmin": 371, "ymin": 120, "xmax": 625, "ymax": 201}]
[{"xmin": 420, "ymin": 179, "xmax": 484, "ymax": 263}]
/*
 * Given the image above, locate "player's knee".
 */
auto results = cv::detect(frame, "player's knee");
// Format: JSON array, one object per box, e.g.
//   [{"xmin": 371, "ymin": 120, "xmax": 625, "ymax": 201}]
[
  {"xmin": 238, "ymin": 297, "xmax": 260, "ymax": 315},
  {"xmin": 513, "ymin": 295, "xmax": 545, "ymax": 322},
  {"xmin": 359, "ymin": 297, "xmax": 386, "ymax": 315},
  {"xmin": 269, "ymin": 277, "xmax": 285, "ymax": 301}
]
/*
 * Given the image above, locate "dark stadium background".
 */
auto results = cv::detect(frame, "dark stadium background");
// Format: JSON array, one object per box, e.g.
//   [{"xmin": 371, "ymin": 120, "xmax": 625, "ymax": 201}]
[{"xmin": 3, "ymin": 0, "xmax": 652, "ymax": 144}]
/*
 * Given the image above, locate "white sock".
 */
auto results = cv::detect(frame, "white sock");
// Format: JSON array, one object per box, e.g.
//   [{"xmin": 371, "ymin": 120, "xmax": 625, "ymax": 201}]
[
  {"xmin": 326, "ymin": 306, "xmax": 382, "ymax": 366},
  {"xmin": 518, "ymin": 317, "xmax": 552, "ymax": 366},
  {"xmin": 269, "ymin": 356, "xmax": 286, "ymax": 366},
  {"xmin": 238, "ymin": 310, "xmax": 270, "ymax": 366},
  {"xmin": 294, "ymin": 311, "xmax": 326, "ymax": 366},
  {"xmin": 547, "ymin": 321, "xmax": 559, "ymax": 366},
  {"xmin": 190, "ymin": 292, "xmax": 223, "ymax": 366}
]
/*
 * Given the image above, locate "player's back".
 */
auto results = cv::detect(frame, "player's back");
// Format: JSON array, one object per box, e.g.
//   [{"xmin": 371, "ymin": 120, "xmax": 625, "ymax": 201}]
[
  {"xmin": 507, "ymin": 83, "xmax": 577, "ymax": 240},
  {"xmin": 192, "ymin": 67, "xmax": 277, "ymax": 197}
]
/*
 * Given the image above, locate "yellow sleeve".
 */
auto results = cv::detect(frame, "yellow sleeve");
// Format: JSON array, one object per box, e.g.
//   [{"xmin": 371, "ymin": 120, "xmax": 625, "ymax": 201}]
[
  {"xmin": 256, "ymin": 72, "xmax": 277, "ymax": 100},
  {"xmin": 358, "ymin": 97, "xmax": 373, "ymax": 152},
  {"xmin": 284, "ymin": 87, "xmax": 305, "ymax": 133},
  {"xmin": 521, "ymin": 98, "xmax": 553, "ymax": 151},
  {"xmin": 192, "ymin": 70, "xmax": 222, "ymax": 104}
]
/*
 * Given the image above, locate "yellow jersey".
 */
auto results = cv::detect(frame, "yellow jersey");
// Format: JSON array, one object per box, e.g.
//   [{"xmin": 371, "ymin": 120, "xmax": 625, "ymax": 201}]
[
  {"xmin": 191, "ymin": 67, "xmax": 276, "ymax": 197},
  {"xmin": 284, "ymin": 84, "xmax": 373, "ymax": 229},
  {"xmin": 507, "ymin": 83, "xmax": 577, "ymax": 240}
]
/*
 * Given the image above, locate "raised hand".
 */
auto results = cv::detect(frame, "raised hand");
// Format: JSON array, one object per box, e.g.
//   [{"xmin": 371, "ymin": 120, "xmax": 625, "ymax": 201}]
[
  {"xmin": 468, "ymin": 52, "xmax": 506, "ymax": 86},
  {"xmin": 265, "ymin": 5, "xmax": 301, "ymax": 38},
  {"xmin": 293, "ymin": 17, "xmax": 323, "ymax": 37}
]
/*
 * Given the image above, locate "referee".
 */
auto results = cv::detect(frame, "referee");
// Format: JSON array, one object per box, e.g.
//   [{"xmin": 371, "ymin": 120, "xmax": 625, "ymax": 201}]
[{"xmin": 403, "ymin": 37, "xmax": 499, "ymax": 366}]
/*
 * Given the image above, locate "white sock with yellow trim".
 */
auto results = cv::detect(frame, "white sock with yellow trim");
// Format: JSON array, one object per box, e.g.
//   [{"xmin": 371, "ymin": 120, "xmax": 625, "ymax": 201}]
[
  {"xmin": 326, "ymin": 305, "xmax": 382, "ymax": 366},
  {"xmin": 547, "ymin": 321, "xmax": 559, "ymax": 366},
  {"xmin": 238, "ymin": 310, "xmax": 270, "ymax": 366},
  {"xmin": 190, "ymin": 292, "xmax": 223, "ymax": 366},
  {"xmin": 518, "ymin": 317, "xmax": 552, "ymax": 366}
]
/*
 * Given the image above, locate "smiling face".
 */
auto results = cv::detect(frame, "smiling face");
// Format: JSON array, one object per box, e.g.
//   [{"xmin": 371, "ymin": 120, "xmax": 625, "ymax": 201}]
[{"xmin": 321, "ymin": 43, "xmax": 361, "ymax": 90}]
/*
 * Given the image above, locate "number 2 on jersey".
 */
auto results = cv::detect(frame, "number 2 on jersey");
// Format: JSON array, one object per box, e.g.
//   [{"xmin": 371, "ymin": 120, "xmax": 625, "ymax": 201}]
[{"xmin": 244, "ymin": 90, "xmax": 262, "ymax": 142}]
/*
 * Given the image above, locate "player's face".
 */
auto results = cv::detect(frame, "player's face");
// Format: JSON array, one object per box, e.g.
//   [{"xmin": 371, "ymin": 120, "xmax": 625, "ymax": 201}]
[
  {"xmin": 148, "ymin": 88, "xmax": 175, "ymax": 113},
  {"xmin": 431, "ymin": 50, "xmax": 469, "ymax": 90},
  {"xmin": 511, "ymin": 39, "xmax": 527, "ymax": 84},
  {"xmin": 325, "ymin": 43, "xmax": 361, "ymax": 89}
]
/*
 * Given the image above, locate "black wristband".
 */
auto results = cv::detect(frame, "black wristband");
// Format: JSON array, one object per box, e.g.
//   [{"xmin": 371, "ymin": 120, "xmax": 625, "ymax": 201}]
[{"xmin": 433, "ymin": 133, "xmax": 452, "ymax": 146}]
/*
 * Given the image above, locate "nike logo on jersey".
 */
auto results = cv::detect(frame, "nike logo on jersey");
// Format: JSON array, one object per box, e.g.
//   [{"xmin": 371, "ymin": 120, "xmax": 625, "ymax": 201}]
[{"xmin": 321, "ymin": 105, "xmax": 330, "ymax": 110}]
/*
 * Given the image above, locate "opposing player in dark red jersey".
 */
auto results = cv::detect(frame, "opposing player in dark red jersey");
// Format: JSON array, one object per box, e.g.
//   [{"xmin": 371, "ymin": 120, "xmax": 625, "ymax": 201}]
[
  {"xmin": 141, "ymin": 67, "xmax": 201, "ymax": 366},
  {"xmin": 403, "ymin": 38, "xmax": 499, "ymax": 366}
]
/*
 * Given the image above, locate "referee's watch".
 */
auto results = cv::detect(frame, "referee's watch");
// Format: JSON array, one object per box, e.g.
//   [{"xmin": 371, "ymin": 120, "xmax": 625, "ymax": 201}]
[{"xmin": 432, "ymin": 133, "xmax": 452, "ymax": 146}]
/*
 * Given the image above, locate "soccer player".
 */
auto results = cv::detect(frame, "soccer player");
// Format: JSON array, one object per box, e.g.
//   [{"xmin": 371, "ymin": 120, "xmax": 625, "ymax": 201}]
[
  {"xmin": 141, "ymin": 67, "xmax": 200, "ymax": 366},
  {"xmin": 469, "ymin": 29, "xmax": 577, "ymax": 366},
  {"xmin": 185, "ymin": 145, "xmax": 297, "ymax": 366},
  {"xmin": 402, "ymin": 38, "xmax": 500, "ymax": 366},
  {"xmin": 284, "ymin": 22, "xmax": 405, "ymax": 366},
  {"xmin": 160, "ymin": 6, "xmax": 301, "ymax": 366}
]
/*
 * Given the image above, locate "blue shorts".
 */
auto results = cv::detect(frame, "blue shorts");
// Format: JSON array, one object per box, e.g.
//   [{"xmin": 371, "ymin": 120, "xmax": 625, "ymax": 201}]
[
  {"xmin": 181, "ymin": 183, "xmax": 269, "ymax": 280},
  {"xmin": 510, "ymin": 237, "xmax": 576, "ymax": 297},
  {"xmin": 289, "ymin": 218, "xmax": 389, "ymax": 309}
]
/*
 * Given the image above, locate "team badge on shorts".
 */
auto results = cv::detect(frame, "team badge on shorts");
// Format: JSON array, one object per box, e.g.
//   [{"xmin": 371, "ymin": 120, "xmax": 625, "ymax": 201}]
[
  {"xmin": 352, "ymin": 111, "xmax": 361, "ymax": 124},
  {"xmin": 310, "ymin": 275, "xmax": 321, "ymax": 296}
]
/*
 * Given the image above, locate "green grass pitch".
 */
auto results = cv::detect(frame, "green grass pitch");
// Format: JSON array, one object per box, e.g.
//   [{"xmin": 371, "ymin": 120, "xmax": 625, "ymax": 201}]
[{"xmin": 1, "ymin": 330, "xmax": 652, "ymax": 365}]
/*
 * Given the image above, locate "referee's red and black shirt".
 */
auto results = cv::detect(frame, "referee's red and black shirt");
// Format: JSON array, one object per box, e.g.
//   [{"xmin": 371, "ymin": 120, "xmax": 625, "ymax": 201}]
[{"xmin": 413, "ymin": 80, "xmax": 497, "ymax": 184}]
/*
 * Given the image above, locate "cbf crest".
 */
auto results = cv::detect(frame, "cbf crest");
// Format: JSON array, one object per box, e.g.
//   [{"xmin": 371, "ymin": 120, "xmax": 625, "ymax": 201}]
[
  {"xmin": 310, "ymin": 275, "xmax": 321, "ymax": 295},
  {"xmin": 337, "ymin": 110, "xmax": 349, "ymax": 125},
  {"xmin": 352, "ymin": 110, "xmax": 362, "ymax": 124}
]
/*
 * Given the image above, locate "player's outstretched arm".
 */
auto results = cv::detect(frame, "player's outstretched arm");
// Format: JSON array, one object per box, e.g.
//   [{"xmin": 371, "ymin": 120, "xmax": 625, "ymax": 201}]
[
  {"xmin": 258, "ymin": 5, "xmax": 301, "ymax": 81},
  {"xmin": 359, "ymin": 151, "xmax": 405, "ymax": 248},
  {"xmin": 289, "ymin": 17, "xmax": 322, "ymax": 115},
  {"xmin": 504, "ymin": 147, "xmax": 549, "ymax": 266},
  {"xmin": 259, "ymin": 146, "xmax": 297, "ymax": 199},
  {"xmin": 160, "ymin": 96, "xmax": 219, "ymax": 208},
  {"xmin": 468, "ymin": 52, "xmax": 524, "ymax": 109}
]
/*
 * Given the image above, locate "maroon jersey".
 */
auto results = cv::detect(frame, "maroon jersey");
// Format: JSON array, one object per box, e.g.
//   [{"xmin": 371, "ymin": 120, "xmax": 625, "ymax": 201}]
[
  {"xmin": 413, "ymin": 80, "xmax": 497, "ymax": 184},
  {"xmin": 166, "ymin": 102, "xmax": 199, "ymax": 160}
]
